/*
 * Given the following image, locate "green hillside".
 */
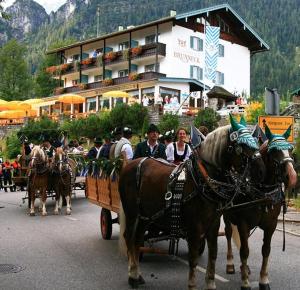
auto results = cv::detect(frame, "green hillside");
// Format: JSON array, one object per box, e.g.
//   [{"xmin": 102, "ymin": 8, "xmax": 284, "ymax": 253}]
[{"xmin": 4, "ymin": 0, "xmax": 300, "ymax": 98}]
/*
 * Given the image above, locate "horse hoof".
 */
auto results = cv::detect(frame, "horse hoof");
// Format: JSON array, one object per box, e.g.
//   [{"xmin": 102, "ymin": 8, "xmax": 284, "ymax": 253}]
[
  {"xmin": 128, "ymin": 277, "xmax": 139, "ymax": 288},
  {"xmin": 259, "ymin": 283, "xmax": 271, "ymax": 290},
  {"xmin": 54, "ymin": 210, "xmax": 59, "ymax": 215},
  {"xmin": 29, "ymin": 212, "xmax": 35, "ymax": 216},
  {"xmin": 226, "ymin": 264, "xmax": 235, "ymax": 274},
  {"xmin": 42, "ymin": 212, "xmax": 47, "ymax": 216},
  {"xmin": 241, "ymin": 287, "xmax": 251, "ymax": 290},
  {"xmin": 66, "ymin": 210, "xmax": 71, "ymax": 215}
]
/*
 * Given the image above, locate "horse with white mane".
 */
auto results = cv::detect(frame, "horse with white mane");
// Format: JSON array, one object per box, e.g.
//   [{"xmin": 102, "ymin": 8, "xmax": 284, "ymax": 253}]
[
  {"xmin": 119, "ymin": 115, "xmax": 266, "ymax": 289},
  {"xmin": 28, "ymin": 145, "xmax": 50, "ymax": 216}
]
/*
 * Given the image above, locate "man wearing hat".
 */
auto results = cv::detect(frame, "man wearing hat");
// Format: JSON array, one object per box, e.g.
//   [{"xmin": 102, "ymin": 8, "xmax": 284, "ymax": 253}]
[
  {"xmin": 87, "ymin": 137, "xmax": 103, "ymax": 159},
  {"xmin": 109, "ymin": 126, "xmax": 123, "ymax": 160},
  {"xmin": 133, "ymin": 124, "xmax": 167, "ymax": 159},
  {"xmin": 41, "ymin": 135, "xmax": 55, "ymax": 159},
  {"xmin": 114, "ymin": 127, "xmax": 133, "ymax": 160}
]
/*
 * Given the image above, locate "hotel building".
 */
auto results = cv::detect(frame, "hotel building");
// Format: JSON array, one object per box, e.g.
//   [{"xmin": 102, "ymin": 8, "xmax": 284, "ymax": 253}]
[{"xmin": 41, "ymin": 3, "xmax": 269, "ymax": 117}]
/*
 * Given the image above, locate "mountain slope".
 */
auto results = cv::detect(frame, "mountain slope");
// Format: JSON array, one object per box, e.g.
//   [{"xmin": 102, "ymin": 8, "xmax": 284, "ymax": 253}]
[{"xmin": 1, "ymin": 0, "xmax": 300, "ymax": 97}]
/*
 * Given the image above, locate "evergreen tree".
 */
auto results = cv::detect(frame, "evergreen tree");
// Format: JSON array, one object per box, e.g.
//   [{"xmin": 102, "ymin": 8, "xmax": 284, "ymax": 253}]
[
  {"xmin": 0, "ymin": 0, "xmax": 10, "ymax": 20},
  {"xmin": 0, "ymin": 39, "xmax": 33, "ymax": 100}
]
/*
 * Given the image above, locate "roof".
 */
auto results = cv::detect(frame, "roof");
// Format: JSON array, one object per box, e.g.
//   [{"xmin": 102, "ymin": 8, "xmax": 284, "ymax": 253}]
[
  {"xmin": 176, "ymin": 3, "xmax": 269, "ymax": 53},
  {"xmin": 47, "ymin": 4, "xmax": 268, "ymax": 54},
  {"xmin": 157, "ymin": 77, "xmax": 209, "ymax": 91},
  {"xmin": 206, "ymin": 85, "xmax": 237, "ymax": 101}
]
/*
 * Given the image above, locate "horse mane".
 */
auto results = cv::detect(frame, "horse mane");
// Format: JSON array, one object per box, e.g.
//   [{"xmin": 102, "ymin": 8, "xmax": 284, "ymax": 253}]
[
  {"xmin": 31, "ymin": 145, "xmax": 46, "ymax": 162},
  {"xmin": 199, "ymin": 125, "xmax": 230, "ymax": 168}
]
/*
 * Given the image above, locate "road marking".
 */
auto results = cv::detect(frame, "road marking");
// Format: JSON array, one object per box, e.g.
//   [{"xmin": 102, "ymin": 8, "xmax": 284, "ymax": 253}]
[
  {"xmin": 64, "ymin": 217, "xmax": 78, "ymax": 221},
  {"xmin": 174, "ymin": 256, "xmax": 229, "ymax": 282}
]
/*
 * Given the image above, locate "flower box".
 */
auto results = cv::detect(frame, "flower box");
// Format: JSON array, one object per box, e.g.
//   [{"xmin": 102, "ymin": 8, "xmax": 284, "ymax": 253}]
[
  {"xmin": 46, "ymin": 66, "xmax": 57, "ymax": 74},
  {"xmin": 131, "ymin": 46, "xmax": 142, "ymax": 57},
  {"xmin": 78, "ymin": 83, "xmax": 87, "ymax": 90},
  {"xmin": 102, "ymin": 78, "xmax": 113, "ymax": 86},
  {"xmin": 81, "ymin": 58, "xmax": 95, "ymax": 65},
  {"xmin": 54, "ymin": 87, "xmax": 65, "ymax": 95},
  {"xmin": 59, "ymin": 63, "xmax": 69, "ymax": 72},
  {"xmin": 104, "ymin": 51, "xmax": 117, "ymax": 61},
  {"xmin": 128, "ymin": 72, "xmax": 141, "ymax": 81}
]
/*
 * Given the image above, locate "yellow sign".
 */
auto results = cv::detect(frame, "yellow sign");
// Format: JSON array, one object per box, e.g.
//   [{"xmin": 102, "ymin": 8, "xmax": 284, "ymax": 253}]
[{"xmin": 258, "ymin": 115, "xmax": 294, "ymax": 142}]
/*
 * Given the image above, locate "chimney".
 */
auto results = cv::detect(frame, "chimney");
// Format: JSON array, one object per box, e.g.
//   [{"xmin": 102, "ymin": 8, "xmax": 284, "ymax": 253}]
[
  {"xmin": 118, "ymin": 25, "xmax": 124, "ymax": 31},
  {"xmin": 170, "ymin": 10, "xmax": 177, "ymax": 17}
]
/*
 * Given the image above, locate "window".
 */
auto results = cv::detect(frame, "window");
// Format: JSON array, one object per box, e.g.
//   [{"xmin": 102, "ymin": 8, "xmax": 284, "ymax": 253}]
[
  {"xmin": 118, "ymin": 69, "xmax": 128, "ymax": 77},
  {"xmin": 159, "ymin": 87, "xmax": 180, "ymax": 105},
  {"xmin": 145, "ymin": 63, "xmax": 159, "ymax": 72},
  {"xmin": 219, "ymin": 44, "xmax": 224, "ymax": 57},
  {"xmin": 72, "ymin": 54, "xmax": 80, "ymax": 61},
  {"xmin": 190, "ymin": 36, "xmax": 203, "ymax": 51},
  {"xmin": 145, "ymin": 34, "xmax": 156, "ymax": 44},
  {"xmin": 119, "ymin": 41, "xmax": 129, "ymax": 51},
  {"xmin": 86, "ymin": 97, "xmax": 96, "ymax": 112},
  {"xmin": 141, "ymin": 87, "xmax": 155, "ymax": 105},
  {"xmin": 190, "ymin": 66, "xmax": 203, "ymax": 80},
  {"xmin": 217, "ymin": 15, "xmax": 230, "ymax": 33},
  {"xmin": 216, "ymin": 71, "xmax": 224, "ymax": 85},
  {"xmin": 94, "ymin": 75, "xmax": 102, "ymax": 82},
  {"xmin": 72, "ymin": 79, "xmax": 79, "ymax": 86}
]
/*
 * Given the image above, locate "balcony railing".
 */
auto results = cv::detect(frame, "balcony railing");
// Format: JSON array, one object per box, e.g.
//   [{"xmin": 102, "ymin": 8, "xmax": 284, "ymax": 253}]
[
  {"xmin": 55, "ymin": 71, "xmax": 166, "ymax": 95},
  {"xmin": 51, "ymin": 42, "xmax": 166, "ymax": 76}
]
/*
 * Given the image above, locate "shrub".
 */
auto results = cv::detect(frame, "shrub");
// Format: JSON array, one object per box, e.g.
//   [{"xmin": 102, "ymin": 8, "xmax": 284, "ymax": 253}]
[
  {"xmin": 128, "ymin": 72, "xmax": 140, "ymax": 81},
  {"xmin": 194, "ymin": 107, "xmax": 220, "ymax": 132},
  {"xmin": 6, "ymin": 133, "xmax": 21, "ymax": 159},
  {"xmin": 158, "ymin": 113, "xmax": 180, "ymax": 133}
]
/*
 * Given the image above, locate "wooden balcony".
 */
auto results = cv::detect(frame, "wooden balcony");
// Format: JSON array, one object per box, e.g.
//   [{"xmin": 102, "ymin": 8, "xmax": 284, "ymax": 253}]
[
  {"xmin": 54, "ymin": 42, "xmax": 166, "ymax": 75},
  {"xmin": 56, "ymin": 71, "xmax": 166, "ymax": 95}
]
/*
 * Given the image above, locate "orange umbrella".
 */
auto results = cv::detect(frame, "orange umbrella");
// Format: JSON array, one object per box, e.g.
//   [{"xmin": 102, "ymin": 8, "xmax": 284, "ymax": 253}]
[
  {"xmin": 0, "ymin": 110, "xmax": 27, "ymax": 119},
  {"xmin": 58, "ymin": 94, "xmax": 85, "ymax": 104},
  {"xmin": 0, "ymin": 99, "xmax": 9, "ymax": 110},
  {"xmin": 5, "ymin": 101, "xmax": 21, "ymax": 110},
  {"xmin": 17, "ymin": 102, "xmax": 32, "ymax": 110},
  {"xmin": 22, "ymin": 98, "xmax": 43, "ymax": 105}
]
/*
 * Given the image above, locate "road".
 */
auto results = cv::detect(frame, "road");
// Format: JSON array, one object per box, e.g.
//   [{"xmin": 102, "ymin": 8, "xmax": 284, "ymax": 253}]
[{"xmin": 0, "ymin": 190, "xmax": 299, "ymax": 290}]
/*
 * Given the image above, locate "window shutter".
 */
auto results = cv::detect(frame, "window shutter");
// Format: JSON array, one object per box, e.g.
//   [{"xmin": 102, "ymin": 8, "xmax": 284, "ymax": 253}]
[
  {"xmin": 105, "ymin": 70, "xmax": 112, "ymax": 78},
  {"xmin": 82, "ymin": 53, "xmax": 89, "ymax": 60},
  {"xmin": 130, "ymin": 64, "xmax": 138, "ymax": 72},
  {"xmin": 81, "ymin": 75, "xmax": 88, "ymax": 84},
  {"xmin": 199, "ymin": 39, "xmax": 203, "ymax": 51},
  {"xmin": 200, "ymin": 68, "xmax": 203, "ymax": 80},
  {"xmin": 104, "ymin": 47, "xmax": 113, "ymax": 53},
  {"xmin": 190, "ymin": 36, "xmax": 194, "ymax": 49},
  {"xmin": 190, "ymin": 65, "xmax": 194, "ymax": 78},
  {"xmin": 131, "ymin": 40, "xmax": 139, "ymax": 48}
]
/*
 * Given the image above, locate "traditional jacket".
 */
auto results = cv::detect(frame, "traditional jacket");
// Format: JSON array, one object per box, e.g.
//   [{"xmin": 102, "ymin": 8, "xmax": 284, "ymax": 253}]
[
  {"xmin": 87, "ymin": 146, "xmax": 101, "ymax": 159},
  {"xmin": 133, "ymin": 141, "xmax": 166, "ymax": 160}
]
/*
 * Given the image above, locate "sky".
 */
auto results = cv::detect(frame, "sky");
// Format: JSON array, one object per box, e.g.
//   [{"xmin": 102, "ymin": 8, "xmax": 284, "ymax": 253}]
[{"xmin": 2, "ymin": 0, "xmax": 67, "ymax": 13}]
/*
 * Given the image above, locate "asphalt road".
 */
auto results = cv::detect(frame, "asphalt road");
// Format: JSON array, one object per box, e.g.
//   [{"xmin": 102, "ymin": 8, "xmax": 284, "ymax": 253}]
[{"xmin": 0, "ymin": 189, "xmax": 299, "ymax": 290}]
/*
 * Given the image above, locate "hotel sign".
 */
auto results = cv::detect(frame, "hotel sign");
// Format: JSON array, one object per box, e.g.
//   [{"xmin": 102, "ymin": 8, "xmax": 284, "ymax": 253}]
[{"xmin": 173, "ymin": 52, "xmax": 201, "ymax": 64}]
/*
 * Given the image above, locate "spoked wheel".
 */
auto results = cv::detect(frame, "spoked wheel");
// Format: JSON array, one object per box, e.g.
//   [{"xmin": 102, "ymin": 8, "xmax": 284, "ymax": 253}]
[
  {"xmin": 198, "ymin": 238, "xmax": 206, "ymax": 256},
  {"xmin": 100, "ymin": 208, "xmax": 112, "ymax": 240}
]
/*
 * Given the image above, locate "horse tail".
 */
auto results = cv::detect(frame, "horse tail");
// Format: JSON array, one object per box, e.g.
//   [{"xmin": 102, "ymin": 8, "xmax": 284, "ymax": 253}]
[
  {"xmin": 118, "ymin": 202, "xmax": 127, "ymax": 256},
  {"xmin": 231, "ymin": 224, "xmax": 241, "ymax": 249}
]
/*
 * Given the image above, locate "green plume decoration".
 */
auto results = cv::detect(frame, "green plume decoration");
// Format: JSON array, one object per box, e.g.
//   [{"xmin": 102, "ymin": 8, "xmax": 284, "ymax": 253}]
[
  {"xmin": 264, "ymin": 125, "xmax": 273, "ymax": 140},
  {"xmin": 239, "ymin": 115, "xmax": 247, "ymax": 127},
  {"xmin": 283, "ymin": 125, "xmax": 292, "ymax": 140},
  {"xmin": 229, "ymin": 114, "xmax": 239, "ymax": 131}
]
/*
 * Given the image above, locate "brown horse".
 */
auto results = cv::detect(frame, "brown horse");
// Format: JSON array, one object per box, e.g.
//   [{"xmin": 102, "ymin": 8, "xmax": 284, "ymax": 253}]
[
  {"xmin": 119, "ymin": 117, "xmax": 266, "ymax": 290},
  {"xmin": 224, "ymin": 125, "xmax": 297, "ymax": 290},
  {"xmin": 28, "ymin": 146, "xmax": 49, "ymax": 216},
  {"xmin": 52, "ymin": 148, "xmax": 76, "ymax": 215}
]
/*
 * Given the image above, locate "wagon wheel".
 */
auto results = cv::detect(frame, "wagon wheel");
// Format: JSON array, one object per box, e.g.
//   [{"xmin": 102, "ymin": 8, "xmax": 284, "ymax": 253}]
[
  {"xmin": 198, "ymin": 238, "xmax": 206, "ymax": 256},
  {"xmin": 100, "ymin": 208, "xmax": 112, "ymax": 240}
]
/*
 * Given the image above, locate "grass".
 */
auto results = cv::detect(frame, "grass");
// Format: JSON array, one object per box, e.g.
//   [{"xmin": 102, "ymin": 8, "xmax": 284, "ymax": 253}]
[{"xmin": 292, "ymin": 197, "xmax": 300, "ymax": 210}]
